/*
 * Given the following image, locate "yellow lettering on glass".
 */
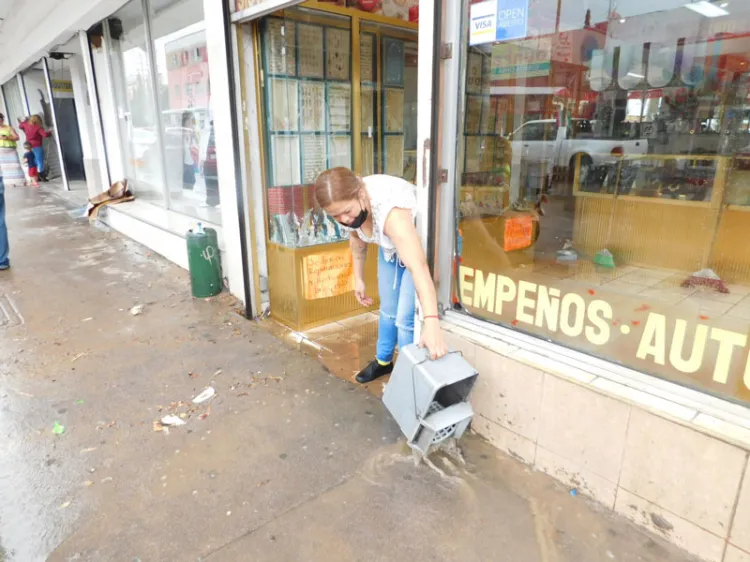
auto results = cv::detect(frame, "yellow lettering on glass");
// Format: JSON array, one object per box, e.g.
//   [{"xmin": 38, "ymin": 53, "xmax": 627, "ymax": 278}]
[
  {"xmin": 585, "ymin": 300, "xmax": 612, "ymax": 346},
  {"xmin": 636, "ymin": 313, "xmax": 667, "ymax": 365},
  {"xmin": 459, "ymin": 266, "xmax": 475, "ymax": 307},
  {"xmin": 669, "ymin": 320, "xmax": 708, "ymax": 374},
  {"xmin": 516, "ymin": 281, "xmax": 537, "ymax": 325},
  {"xmin": 474, "ymin": 270, "xmax": 496, "ymax": 313},
  {"xmin": 495, "ymin": 274, "xmax": 516, "ymax": 315},
  {"xmin": 710, "ymin": 328, "xmax": 747, "ymax": 384}
]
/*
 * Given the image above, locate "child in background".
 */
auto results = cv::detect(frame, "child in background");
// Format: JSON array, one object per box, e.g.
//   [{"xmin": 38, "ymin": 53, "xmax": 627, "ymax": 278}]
[{"xmin": 23, "ymin": 142, "xmax": 39, "ymax": 187}]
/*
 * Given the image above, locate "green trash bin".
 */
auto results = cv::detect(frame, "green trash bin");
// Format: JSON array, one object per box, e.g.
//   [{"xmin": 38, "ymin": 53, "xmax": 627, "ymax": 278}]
[{"xmin": 187, "ymin": 223, "xmax": 223, "ymax": 298}]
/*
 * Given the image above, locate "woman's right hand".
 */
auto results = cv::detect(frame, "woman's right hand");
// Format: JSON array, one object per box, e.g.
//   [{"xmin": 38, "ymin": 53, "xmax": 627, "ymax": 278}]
[{"xmin": 354, "ymin": 278, "xmax": 373, "ymax": 307}]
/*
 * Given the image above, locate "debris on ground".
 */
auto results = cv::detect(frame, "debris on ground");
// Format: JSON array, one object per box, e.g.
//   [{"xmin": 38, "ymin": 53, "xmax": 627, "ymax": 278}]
[
  {"xmin": 80, "ymin": 447, "xmax": 97, "ymax": 454},
  {"xmin": 160, "ymin": 415, "xmax": 186, "ymax": 427},
  {"xmin": 75, "ymin": 399, "xmax": 85, "ymax": 405},
  {"xmin": 59, "ymin": 501, "xmax": 72, "ymax": 509},
  {"xmin": 192, "ymin": 387, "xmax": 215, "ymax": 404},
  {"xmin": 52, "ymin": 422, "xmax": 66, "ymax": 435},
  {"xmin": 82, "ymin": 481, "xmax": 94, "ymax": 487},
  {"xmin": 70, "ymin": 352, "xmax": 88, "ymax": 363},
  {"xmin": 130, "ymin": 304, "xmax": 145, "ymax": 316},
  {"xmin": 188, "ymin": 372, "xmax": 200, "ymax": 379}
]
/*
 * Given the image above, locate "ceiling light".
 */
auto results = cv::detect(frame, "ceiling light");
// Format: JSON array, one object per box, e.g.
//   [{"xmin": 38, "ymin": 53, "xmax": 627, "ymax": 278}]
[
  {"xmin": 627, "ymin": 72, "xmax": 645, "ymax": 79},
  {"xmin": 684, "ymin": 1, "xmax": 729, "ymax": 17}
]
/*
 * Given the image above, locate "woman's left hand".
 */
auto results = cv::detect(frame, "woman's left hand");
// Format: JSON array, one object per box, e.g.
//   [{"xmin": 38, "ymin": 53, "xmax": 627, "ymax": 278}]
[{"xmin": 419, "ymin": 318, "xmax": 448, "ymax": 360}]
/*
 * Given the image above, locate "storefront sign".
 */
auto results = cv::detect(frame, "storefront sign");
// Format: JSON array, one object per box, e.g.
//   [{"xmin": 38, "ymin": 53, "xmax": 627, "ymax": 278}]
[
  {"xmin": 491, "ymin": 40, "xmax": 551, "ymax": 80},
  {"xmin": 235, "ymin": 0, "xmax": 264, "ymax": 10},
  {"xmin": 469, "ymin": 1, "xmax": 498, "ymax": 46},
  {"xmin": 302, "ymin": 248, "xmax": 355, "ymax": 300},
  {"xmin": 51, "ymin": 80, "xmax": 73, "ymax": 93},
  {"xmin": 458, "ymin": 266, "xmax": 750, "ymax": 402},
  {"xmin": 469, "ymin": 0, "xmax": 528, "ymax": 46}
]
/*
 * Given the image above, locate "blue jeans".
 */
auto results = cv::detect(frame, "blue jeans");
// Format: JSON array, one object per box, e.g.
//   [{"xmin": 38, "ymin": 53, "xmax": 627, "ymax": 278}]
[
  {"xmin": 32, "ymin": 147, "xmax": 44, "ymax": 175},
  {"xmin": 0, "ymin": 177, "xmax": 8, "ymax": 267},
  {"xmin": 376, "ymin": 247, "xmax": 416, "ymax": 363}
]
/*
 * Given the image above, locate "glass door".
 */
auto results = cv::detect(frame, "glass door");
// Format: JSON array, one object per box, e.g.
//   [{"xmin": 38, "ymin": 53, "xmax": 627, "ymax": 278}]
[
  {"xmin": 1, "ymin": 78, "xmax": 26, "ymax": 164},
  {"xmin": 107, "ymin": 0, "xmax": 167, "ymax": 206},
  {"xmin": 46, "ymin": 56, "xmax": 87, "ymax": 183}
]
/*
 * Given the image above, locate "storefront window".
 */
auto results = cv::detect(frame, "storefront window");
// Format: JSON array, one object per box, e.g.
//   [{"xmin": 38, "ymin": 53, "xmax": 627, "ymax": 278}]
[
  {"xmin": 360, "ymin": 22, "xmax": 418, "ymax": 181},
  {"xmin": 108, "ymin": 0, "xmax": 167, "ymax": 206},
  {"xmin": 456, "ymin": 0, "xmax": 750, "ymax": 404},
  {"xmin": 150, "ymin": 0, "xmax": 221, "ymax": 224},
  {"xmin": 93, "ymin": 0, "xmax": 219, "ymax": 220},
  {"xmin": 256, "ymin": 5, "xmax": 417, "ymax": 330},
  {"xmin": 1, "ymin": 78, "xmax": 26, "ymax": 164},
  {"xmin": 260, "ymin": 8, "xmax": 354, "ymax": 248},
  {"xmin": 20, "ymin": 63, "xmax": 62, "ymax": 181}
]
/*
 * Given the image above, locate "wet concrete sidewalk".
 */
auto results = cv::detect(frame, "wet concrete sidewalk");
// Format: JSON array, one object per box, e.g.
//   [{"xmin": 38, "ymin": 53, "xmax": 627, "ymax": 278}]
[{"xmin": 0, "ymin": 186, "xmax": 700, "ymax": 562}]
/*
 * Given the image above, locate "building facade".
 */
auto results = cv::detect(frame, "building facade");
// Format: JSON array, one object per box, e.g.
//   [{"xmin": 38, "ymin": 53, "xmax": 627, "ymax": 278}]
[{"xmin": 2, "ymin": 0, "xmax": 750, "ymax": 560}]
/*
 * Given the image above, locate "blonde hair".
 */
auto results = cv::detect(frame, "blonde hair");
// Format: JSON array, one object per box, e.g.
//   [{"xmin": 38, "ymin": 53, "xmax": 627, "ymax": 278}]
[
  {"xmin": 314, "ymin": 167, "xmax": 361, "ymax": 209},
  {"xmin": 29, "ymin": 115, "xmax": 43, "ymax": 127}
]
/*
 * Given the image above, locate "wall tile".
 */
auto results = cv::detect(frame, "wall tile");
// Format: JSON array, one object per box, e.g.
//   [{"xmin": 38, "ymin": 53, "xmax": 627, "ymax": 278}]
[
  {"xmin": 535, "ymin": 445, "xmax": 617, "ymax": 509},
  {"xmin": 620, "ymin": 410, "xmax": 746, "ymax": 537},
  {"xmin": 725, "ymin": 546, "xmax": 750, "ymax": 562},
  {"xmin": 693, "ymin": 414, "xmax": 750, "ymax": 451},
  {"xmin": 443, "ymin": 329, "xmax": 476, "ymax": 365},
  {"xmin": 537, "ymin": 375, "xmax": 630, "ymax": 482},
  {"xmin": 472, "ymin": 414, "xmax": 536, "ymax": 465},
  {"xmin": 471, "ymin": 346, "xmax": 544, "ymax": 442},
  {"xmin": 614, "ymin": 488, "xmax": 725, "ymax": 562},
  {"xmin": 729, "ymin": 458, "xmax": 750, "ymax": 553}
]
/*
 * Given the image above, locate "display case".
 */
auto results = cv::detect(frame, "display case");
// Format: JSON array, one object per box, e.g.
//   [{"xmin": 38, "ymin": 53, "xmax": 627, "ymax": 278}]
[
  {"xmin": 261, "ymin": 12, "xmax": 353, "ymax": 249},
  {"xmin": 571, "ymin": 153, "xmax": 744, "ymax": 277},
  {"xmin": 256, "ymin": 4, "xmax": 418, "ymax": 330}
]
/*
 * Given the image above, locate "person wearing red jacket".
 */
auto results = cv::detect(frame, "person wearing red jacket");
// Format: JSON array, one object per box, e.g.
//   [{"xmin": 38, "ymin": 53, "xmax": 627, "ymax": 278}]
[{"xmin": 18, "ymin": 115, "xmax": 51, "ymax": 182}]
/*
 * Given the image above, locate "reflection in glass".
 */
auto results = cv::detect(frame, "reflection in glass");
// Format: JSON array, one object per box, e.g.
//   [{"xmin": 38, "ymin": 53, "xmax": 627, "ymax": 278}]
[
  {"xmin": 150, "ymin": 0, "xmax": 221, "ymax": 224},
  {"xmin": 108, "ymin": 0, "xmax": 166, "ymax": 205},
  {"xmin": 455, "ymin": 0, "xmax": 750, "ymax": 404},
  {"xmin": 361, "ymin": 22, "xmax": 418, "ymax": 183}
]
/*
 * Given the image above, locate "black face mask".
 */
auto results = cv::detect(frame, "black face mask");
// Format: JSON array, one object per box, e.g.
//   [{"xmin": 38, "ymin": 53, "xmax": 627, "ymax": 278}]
[{"xmin": 340, "ymin": 201, "xmax": 368, "ymax": 229}]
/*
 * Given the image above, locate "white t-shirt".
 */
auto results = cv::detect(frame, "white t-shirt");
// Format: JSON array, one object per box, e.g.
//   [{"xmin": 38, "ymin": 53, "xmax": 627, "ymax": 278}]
[{"xmin": 355, "ymin": 174, "xmax": 418, "ymax": 261}]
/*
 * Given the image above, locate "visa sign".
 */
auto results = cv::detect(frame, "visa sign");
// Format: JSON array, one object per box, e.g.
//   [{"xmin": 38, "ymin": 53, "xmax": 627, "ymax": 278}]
[{"xmin": 469, "ymin": 0, "xmax": 529, "ymax": 46}]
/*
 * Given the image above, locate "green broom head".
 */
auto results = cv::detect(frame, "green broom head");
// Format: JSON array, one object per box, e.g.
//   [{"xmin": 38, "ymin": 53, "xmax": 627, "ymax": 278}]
[{"xmin": 594, "ymin": 248, "xmax": 615, "ymax": 268}]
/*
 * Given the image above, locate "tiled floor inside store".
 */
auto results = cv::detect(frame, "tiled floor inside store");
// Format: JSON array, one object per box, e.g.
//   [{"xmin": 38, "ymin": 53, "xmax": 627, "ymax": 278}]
[
  {"xmin": 532, "ymin": 260, "xmax": 750, "ymax": 325},
  {"xmin": 261, "ymin": 312, "xmax": 384, "ymax": 396}
]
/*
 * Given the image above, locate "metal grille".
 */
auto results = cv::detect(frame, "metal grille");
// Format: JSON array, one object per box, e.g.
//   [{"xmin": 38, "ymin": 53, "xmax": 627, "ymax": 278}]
[{"xmin": 426, "ymin": 402, "xmax": 458, "ymax": 444}]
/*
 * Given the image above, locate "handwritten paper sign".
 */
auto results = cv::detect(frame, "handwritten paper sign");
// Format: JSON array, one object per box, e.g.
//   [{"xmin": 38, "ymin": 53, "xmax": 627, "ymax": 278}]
[{"xmin": 303, "ymin": 248, "xmax": 354, "ymax": 300}]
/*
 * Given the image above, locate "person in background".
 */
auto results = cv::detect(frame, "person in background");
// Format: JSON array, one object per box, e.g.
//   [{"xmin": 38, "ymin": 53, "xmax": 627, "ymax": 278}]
[
  {"xmin": 0, "ymin": 114, "xmax": 24, "ymax": 188},
  {"xmin": 22, "ymin": 142, "xmax": 39, "ymax": 187},
  {"xmin": 181, "ymin": 112, "xmax": 199, "ymax": 191},
  {"xmin": 314, "ymin": 167, "xmax": 448, "ymax": 384},
  {"xmin": 0, "ymin": 172, "xmax": 8, "ymax": 271},
  {"xmin": 18, "ymin": 115, "xmax": 50, "ymax": 182}
]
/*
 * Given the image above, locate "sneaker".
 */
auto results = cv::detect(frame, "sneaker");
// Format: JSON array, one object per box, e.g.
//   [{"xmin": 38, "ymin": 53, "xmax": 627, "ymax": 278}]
[
  {"xmin": 0, "ymin": 263, "xmax": 9, "ymax": 271},
  {"xmin": 355, "ymin": 359, "xmax": 394, "ymax": 384}
]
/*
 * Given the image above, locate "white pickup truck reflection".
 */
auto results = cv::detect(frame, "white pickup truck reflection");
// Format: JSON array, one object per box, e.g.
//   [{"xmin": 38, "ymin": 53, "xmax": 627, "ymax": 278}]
[{"xmin": 509, "ymin": 118, "xmax": 647, "ymax": 183}]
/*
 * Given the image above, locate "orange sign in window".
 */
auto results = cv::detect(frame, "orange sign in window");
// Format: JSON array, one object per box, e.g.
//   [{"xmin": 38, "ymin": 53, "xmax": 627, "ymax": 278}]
[{"xmin": 503, "ymin": 215, "xmax": 534, "ymax": 252}]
